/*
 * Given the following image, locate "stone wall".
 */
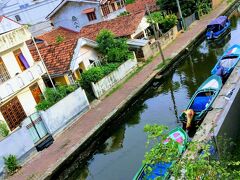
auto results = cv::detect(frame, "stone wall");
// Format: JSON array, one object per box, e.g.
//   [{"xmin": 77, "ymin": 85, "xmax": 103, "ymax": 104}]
[
  {"xmin": 159, "ymin": 26, "xmax": 178, "ymax": 49},
  {"xmin": 91, "ymin": 57, "xmax": 138, "ymax": 98},
  {"xmin": 40, "ymin": 88, "xmax": 90, "ymax": 135}
]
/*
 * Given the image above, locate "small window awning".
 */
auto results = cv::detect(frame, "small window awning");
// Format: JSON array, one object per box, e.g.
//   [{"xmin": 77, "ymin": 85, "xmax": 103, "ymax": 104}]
[{"xmin": 82, "ymin": 8, "xmax": 95, "ymax": 14}]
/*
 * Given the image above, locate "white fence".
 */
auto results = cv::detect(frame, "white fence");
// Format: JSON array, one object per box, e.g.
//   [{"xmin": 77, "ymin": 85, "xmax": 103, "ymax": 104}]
[
  {"xmin": 39, "ymin": 88, "xmax": 90, "ymax": 135},
  {"xmin": 91, "ymin": 57, "xmax": 138, "ymax": 98},
  {"xmin": 0, "ymin": 127, "xmax": 35, "ymax": 174}
]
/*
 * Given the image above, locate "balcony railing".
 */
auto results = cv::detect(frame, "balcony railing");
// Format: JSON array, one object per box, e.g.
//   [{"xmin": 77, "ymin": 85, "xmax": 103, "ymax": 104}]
[
  {"xmin": 0, "ymin": 61, "xmax": 46, "ymax": 101},
  {"xmin": 0, "ymin": 26, "xmax": 31, "ymax": 53}
]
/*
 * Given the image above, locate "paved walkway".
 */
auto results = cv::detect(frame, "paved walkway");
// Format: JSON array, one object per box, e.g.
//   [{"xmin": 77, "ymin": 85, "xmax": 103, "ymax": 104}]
[{"xmin": 9, "ymin": 1, "xmax": 233, "ymax": 180}]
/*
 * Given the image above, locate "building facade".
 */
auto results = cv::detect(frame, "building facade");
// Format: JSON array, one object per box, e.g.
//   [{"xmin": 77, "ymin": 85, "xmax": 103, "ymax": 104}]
[
  {"xmin": 0, "ymin": 17, "xmax": 46, "ymax": 132},
  {"xmin": 0, "ymin": 0, "xmax": 62, "ymax": 36},
  {"xmin": 47, "ymin": 0, "xmax": 126, "ymax": 32}
]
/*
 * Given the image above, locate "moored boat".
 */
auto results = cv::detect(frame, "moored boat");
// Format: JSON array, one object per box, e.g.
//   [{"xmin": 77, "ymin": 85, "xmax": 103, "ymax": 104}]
[
  {"xmin": 206, "ymin": 16, "xmax": 230, "ymax": 40},
  {"xmin": 211, "ymin": 44, "xmax": 240, "ymax": 79},
  {"xmin": 179, "ymin": 75, "xmax": 222, "ymax": 128},
  {"xmin": 133, "ymin": 127, "xmax": 188, "ymax": 180}
]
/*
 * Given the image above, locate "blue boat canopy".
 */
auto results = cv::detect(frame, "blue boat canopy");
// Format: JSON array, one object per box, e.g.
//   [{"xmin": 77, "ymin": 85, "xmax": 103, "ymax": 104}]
[{"xmin": 208, "ymin": 16, "xmax": 228, "ymax": 28}]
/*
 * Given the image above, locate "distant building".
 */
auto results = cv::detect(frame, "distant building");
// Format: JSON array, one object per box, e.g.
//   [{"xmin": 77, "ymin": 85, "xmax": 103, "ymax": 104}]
[
  {"xmin": 0, "ymin": 0, "xmax": 62, "ymax": 36},
  {"xmin": 46, "ymin": 0, "xmax": 126, "ymax": 32},
  {"xmin": 0, "ymin": 16, "xmax": 46, "ymax": 131}
]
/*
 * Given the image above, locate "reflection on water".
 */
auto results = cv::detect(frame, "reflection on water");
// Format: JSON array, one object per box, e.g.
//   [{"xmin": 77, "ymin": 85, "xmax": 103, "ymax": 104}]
[{"xmin": 63, "ymin": 12, "xmax": 240, "ymax": 180}]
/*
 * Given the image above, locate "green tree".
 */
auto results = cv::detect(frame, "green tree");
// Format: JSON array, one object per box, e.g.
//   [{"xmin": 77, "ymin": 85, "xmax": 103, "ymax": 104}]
[
  {"xmin": 96, "ymin": 29, "xmax": 130, "ymax": 63},
  {"xmin": 147, "ymin": 12, "xmax": 178, "ymax": 32},
  {"xmin": 157, "ymin": 0, "xmax": 196, "ymax": 17}
]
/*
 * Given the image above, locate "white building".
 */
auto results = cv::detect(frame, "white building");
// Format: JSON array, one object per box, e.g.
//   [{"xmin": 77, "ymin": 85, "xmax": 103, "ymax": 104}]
[
  {"xmin": 0, "ymin": 0, "xmax": 61, "ymax": 36},
  {"xmin": 0, "ymin": 16, "xmax": 46, "ymax": 132}
]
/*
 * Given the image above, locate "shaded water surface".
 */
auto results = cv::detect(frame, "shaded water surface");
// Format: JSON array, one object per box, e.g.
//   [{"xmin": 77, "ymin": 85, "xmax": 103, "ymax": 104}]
[{"xmin": 64, "ymin": 12, "xmax": 240, "ymax": 180}]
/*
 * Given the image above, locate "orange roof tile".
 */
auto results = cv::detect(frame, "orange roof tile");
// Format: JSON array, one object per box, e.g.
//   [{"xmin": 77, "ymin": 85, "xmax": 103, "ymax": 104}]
[
  {"xmin": 79, "ymin": 11, "xmax": 146, "ymax": 40},
  {"xmin": 37, "ymin": 27, "xmax": 78, "ymax": 44},
  {"xmin": 126, "ymin": 0, "xmax": 158, "ymax": 14},
  {"xmin": 30, "ymin": 39, "xmax": 77, "ymax": 75}
]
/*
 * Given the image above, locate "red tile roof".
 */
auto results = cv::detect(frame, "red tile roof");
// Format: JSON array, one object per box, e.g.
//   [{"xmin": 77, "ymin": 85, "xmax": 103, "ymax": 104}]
[
  {"xmin": 126, "ymin": 0, "xmax": 158, "ymax": 14},
  {"xmin": 37, "ymin": 27, "xmax": 78, "ymax": 45},
  {"xmin": 79, "ymin": 11, "xmax": 146, "ymax": 40},
  {"xmin": 30, "ymin": 39, "xmax": 77, "ymax": 75}
]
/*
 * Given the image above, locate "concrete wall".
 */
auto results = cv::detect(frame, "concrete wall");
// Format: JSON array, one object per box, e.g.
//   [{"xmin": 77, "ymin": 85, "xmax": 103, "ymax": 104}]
[
  {"xmin": 214, "ymin": 82, "xmax": 240, "ymax": 141},
  {"xmin": 159, "ymin": 26, "xmax": 178, "ymax": 49},
  {"xmin": 40, "ymin": 88, "xmax": 90, "ymax": 135},
  {"xmin": 91, "ymin": 57, "xmax": 138, "ymax": 98},
  {"xmin": 0, "ymin": 126, "xmax": 35, "ymax": 174},
  {"xmin": 51, "ymin": 1, "xmax": 102, "ymax": 32}
]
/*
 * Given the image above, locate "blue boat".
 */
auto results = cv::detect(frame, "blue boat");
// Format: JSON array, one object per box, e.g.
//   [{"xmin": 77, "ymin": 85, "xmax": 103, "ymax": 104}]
[
  {"xmin": 179, "ymin": 75, "xmax": 222, "ymax": 128},
  {"xmin": 206, "ymin": 16, "xmax": 230, "ymax": 40},
  {"xmin": 211, "ymin": 44, "xmax": 240, "ymax": 79},
  {"xmin": 133, "ymin": 127, "xmax": 188, "ymax": 180}
]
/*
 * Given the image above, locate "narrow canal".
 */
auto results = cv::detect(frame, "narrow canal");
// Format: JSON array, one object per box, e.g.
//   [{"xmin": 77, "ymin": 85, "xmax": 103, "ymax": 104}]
[{"xmin": 62, "ymin": 11, "xmax": 240, "ymax": 180}]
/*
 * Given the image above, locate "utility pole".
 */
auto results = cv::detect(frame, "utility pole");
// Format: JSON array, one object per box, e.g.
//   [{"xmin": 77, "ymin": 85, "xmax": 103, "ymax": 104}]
[
  {"xmin": 31, "ymin": 36, "xmax": 56, "ymax": 90},
  {"xmin": 176, "ymin": 0, "xmax": 186, "ymax": 30},
  {"xmin": 145, "ymin": 4, "xmax": 165, "ymax": 64}
]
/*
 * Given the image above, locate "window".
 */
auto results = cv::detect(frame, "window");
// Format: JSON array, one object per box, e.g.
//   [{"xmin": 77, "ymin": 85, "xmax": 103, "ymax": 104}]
[
  {"xmin": 0, "ymin": 58, "xmax": 10, "ymax": 84},
  {"xmin": 14, "ymin": 49, "xmax": 30, "ymax": 72},
  {"xmin": 30, "ymin": 83, "xmax": 43, "ymax": 104},
  {"xmin": 87, "ymin": 12, "xmax": 97, "ymax": 21},
  {"xmin": 101, "ymin": 5, "xmax": 111, "ymax": 16},
  {"xmin": 1, "ymin": 97, "xmax": 27, "ymax": 130},
  {"xmin": 15, "ymin": 15, "xmax": 21, "ymax": 22},
  {"xmin": 111, "ymin": 3, "xmax": 116, "ymax": 11}
]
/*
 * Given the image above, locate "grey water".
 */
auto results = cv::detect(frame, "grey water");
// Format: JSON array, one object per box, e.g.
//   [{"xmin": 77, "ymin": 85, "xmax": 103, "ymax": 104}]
[{"xmin": 62, "ymin": 11, "xmax": 240, "ymax": 180}]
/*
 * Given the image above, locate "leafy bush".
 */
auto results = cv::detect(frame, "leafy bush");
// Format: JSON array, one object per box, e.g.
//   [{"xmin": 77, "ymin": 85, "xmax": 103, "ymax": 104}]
[
  {"xmin": 55, "ymin": 35, "xmax": 64, "ymax": 43},
  {"xmin": 0, "ymin": 121, "xmax": 9, "ymax": 137},
  {"xmin": 160, "ymin": 14, "xmax": 178, "ymax": 32},
  {"xmin": 79, "ymin": 63, "xmax": 120, "ymax": 90},
  {"xmin": 36, "ymin": 85, "xmax": 77, "ymax": 111},
  {"xmin": 118, "ymin": 11, "xmax": 130, "ymax": 17},
  {"xmin": 4, "ymin": 155, "xmax": 20, "ymax": 174},
  {"xmin": 96, "ymin": 29, "xmax": 130, "ymax": 63},
  {"xmin": 147, "ymin": 12, "xmax": 178, "ymax": 33},
  {"xmin": 125, "ymin": 0, "xmax": 135, "ymax": 4}
]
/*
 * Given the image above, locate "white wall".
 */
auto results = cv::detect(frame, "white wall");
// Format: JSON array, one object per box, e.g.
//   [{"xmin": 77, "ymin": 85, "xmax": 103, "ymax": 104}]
[
  {"xmin": 1, "ymin": 51, "xmax": 22, "ymax": 78},
  {"xmin": 17, "ymin": 88, "xmax": 37, "ymax": 116},
  {"xmin": 40, "ymin": 88, "xmax": 90, "ymax": 135},
  {"xmin": 2, "ymin": 0, "xmax": 62, "ymax": 25},
  {"xmin": 91, "ymin": 57, "xmax": 138, "ymax": 98},
  {"xmin": 0, "ymin": 127, "xmax": 35, "ymax": 174}
]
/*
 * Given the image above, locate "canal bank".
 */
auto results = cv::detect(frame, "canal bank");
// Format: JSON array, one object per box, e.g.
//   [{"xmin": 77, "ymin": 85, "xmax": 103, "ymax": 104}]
[{"xmin": 9, "ymin": 1, "xmax": 239, "ymax": 180}]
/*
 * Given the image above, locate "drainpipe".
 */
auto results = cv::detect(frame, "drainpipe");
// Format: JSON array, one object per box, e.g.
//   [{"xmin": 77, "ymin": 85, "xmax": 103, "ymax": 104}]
[{"xmin": 31, "ymin": 36, "xmax": 56, "ymax": 90}]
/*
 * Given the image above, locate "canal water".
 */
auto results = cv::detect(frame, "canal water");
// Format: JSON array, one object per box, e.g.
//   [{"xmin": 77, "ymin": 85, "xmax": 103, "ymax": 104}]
[{"xmin": 63, "ymin": 11, "xmax": 240, "ymax": 180}]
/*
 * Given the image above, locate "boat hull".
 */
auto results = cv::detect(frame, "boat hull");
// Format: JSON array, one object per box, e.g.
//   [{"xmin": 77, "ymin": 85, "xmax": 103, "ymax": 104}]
[
  {"xmin": 211, "ymin": 44, "xmax": 240, "ymax": 79},
  {"xmin": 179, "ymin": 75, "xmax": 222, "ymax": 123}
]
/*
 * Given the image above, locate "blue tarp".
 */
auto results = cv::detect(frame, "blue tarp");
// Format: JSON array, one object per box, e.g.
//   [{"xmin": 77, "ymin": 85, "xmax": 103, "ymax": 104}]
[
  {"xmin": 208, "ymin": 16, "xmax": 228, "ymax": 27},
  {"xmin": 190, "ymin": 96, "xmax": 212, "ymax": 112},
  {"xmin": 146, "ymin": 162, "xmax": 172, "ymax": 179}
]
